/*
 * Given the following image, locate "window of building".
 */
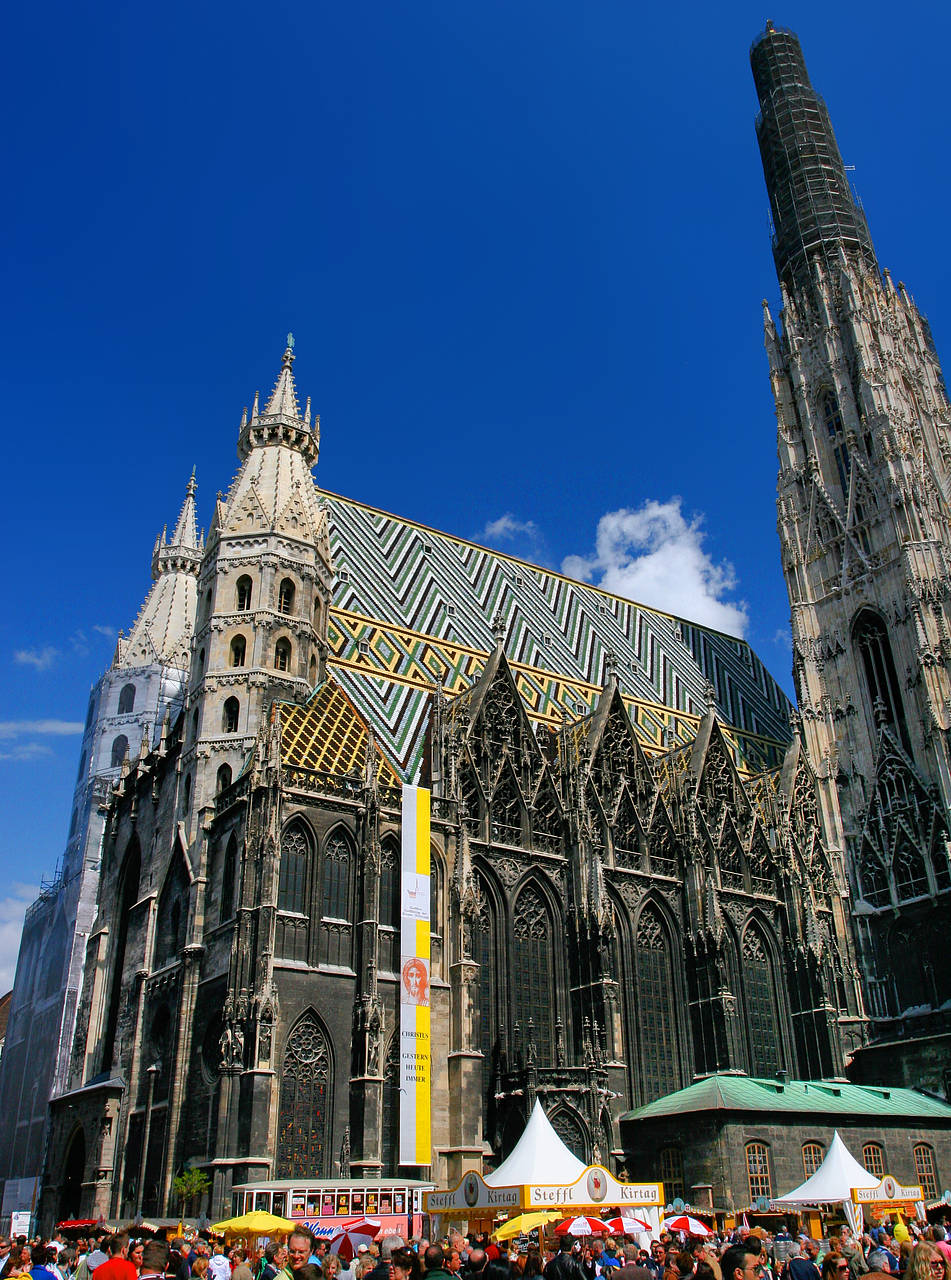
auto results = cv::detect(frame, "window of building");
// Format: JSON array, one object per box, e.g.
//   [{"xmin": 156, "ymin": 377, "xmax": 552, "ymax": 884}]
[
  {"xmin": 118, "ymin": 683, "xmax": 136, "ymax": 714},
  {"xmin": 276, "ymin": 1011, "xmax": 331, "ymax": 1177},
  {"xmin": 802, "ymin": 1142, "xmax": 824, "ymax": 1178},
  {"xmin": 110, "ymin": 734, "xmax": 129, "ymax": 769},
  {"xmin": 275, "ymin": 638, "xmax": 292, "ymax": 671},
  {"xmin": 512, "ymin": 884, "xmax": 555, "ymax": 1067},
  {"xmin": 77, "ymin": 751, "xmax": 87, "ymax": 782},
  {"xmin": 230, "ymin": 634, "xmax": 247, "ymax": 667},
  {"xmin": 309, "ymin": 654, "xmax": 317, "ymax": 685},
  {"xmin": 322, "ymin": 831, "xmax": 352, "ymax": 920},
  {"xmin": 223, "ymin": 697, "xmax": 239, "ymax": 734},
  {"xmin": 634, "ymin": 907, "xmax": 681, "ymax": 1102},
  {"xmin": 742, "ymin": 923, "xmax": 782, "ymax": 1077},
  {"xmin": 236, "ymin": 575, "xmax": 253, "ymax": 611},
  {"xmin": 69, "ymin": 808, "xmax": 79, "ymax": 838},
  {"xmin": 278, "ymin": 578, "xmax": 296, "ymax": 615},
  {"xmin": 660, "ymin": 1147, "xmax": 685, "ymax": 1204},
  {"xmin": 183, "ymin": 773, "xmax": 192, "ymax": 814},
  {"xmin": 221, "ymin": 832, "xmax": 238, "ymax": 922},
  {"xmin": 914, "ymin": 1144, "xmax": 939, "ymax": 1201},
  {"xmin": 852, "ymin": 609, "xmax": 911, "ymax": 751},
  {"xmin": 379, "ymin": 839, "xmax": 400, "ymax": 930},
  {"xmin": 192, "ymin": 708, "xmax": 199, "ymax": 741},
  {"xmin": 278, "ymin": 822, "xmax": 311, "ymax": 914},
  {"xmin": 216, "ymin": 763, "xmax": 232, "ymax": 794},
  {"xmin": 862, "ymin": 1143, "xmax": 885, "ymax": 1178},
  {"xmin": 822, "ymin": 391, "xmax": 851, "ymax": 498},
  {"xmin": 746, "ymin": 1143, "xmax": 772, "ymax": 1201}
]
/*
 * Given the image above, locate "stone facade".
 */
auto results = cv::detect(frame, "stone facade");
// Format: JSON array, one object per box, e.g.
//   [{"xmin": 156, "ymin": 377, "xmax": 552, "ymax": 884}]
[
  {"xmin": 0, "ymin": 477, "xmax": 201, "ymax": 1222},
  {"xmin": 752, "ymin": 24, "xmax": 951, "ymax": 1088},
  {"xmin": 37, "ymin": 341, "xmax": 864, "ymax": 1230}
]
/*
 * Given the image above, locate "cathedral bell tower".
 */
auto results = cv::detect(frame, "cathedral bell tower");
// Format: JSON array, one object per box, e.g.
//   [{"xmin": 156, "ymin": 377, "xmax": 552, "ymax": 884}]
[
  {"xmin": 752, "ymin": 24, "xmax": 951, "ymax": 1077},
  {"xmin": 184, "ymin": 337, "xmax": 333, "ymax": 830}
]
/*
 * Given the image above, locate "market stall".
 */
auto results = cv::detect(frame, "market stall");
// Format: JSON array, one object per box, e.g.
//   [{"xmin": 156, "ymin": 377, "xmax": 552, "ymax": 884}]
[
  {"xmin": 424, "ymin": 1100, "xmax": 664, "ymax": 1240},
  {"xmin": 771, "ymin": 1130, "xmax": 880, "ymax": 1234}
]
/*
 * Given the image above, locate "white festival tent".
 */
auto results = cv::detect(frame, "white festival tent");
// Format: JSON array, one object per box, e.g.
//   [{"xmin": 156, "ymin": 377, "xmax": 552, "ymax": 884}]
[
  {"xmin": 484, "ymin": 1100, "xmax": 588, "ymax": 1187},
  {"xmin": 771, "ymin": 1130, "xmax": 880, "ymax": 1234}
]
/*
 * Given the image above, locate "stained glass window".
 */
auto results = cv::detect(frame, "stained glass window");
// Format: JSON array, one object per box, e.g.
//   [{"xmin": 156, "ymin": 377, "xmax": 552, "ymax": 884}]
[
  {"xmin": 278, "ymin": 824, "xmax": 310, "ymax": 913},
  {"xmin": 746, "ymin": 1142, "xmax": 772, "ymax": 1200},
  {"xmin": 634, "ymin": 908, "xmax": 680, "ymax": 1102},
  {"xmin": 743, "ymin": 925, "xmax": 781, "ymax": 1077},
  {"xmin": 322, "ymin": 832, "xmax": 352, "ymax": 920},
  {"xmin": 863, "ymin": 1143, "xmax": 885, "ymax": 1178},
  {"xmin": 276, "ymin": 1013, "xmax": 331, "ymax": 1178},
  {"xmin": 914, "ymin": 1144, "xmax": 938, "ymax": 1201},
  {"xmin": 475, "ymin": 875, "xmax": 499, "ymax": 1095},
  {"xmin": 379, "ymin": 839, "xmax": 400, "ymax": 929},
  {"xmin": 512, "ymin": 884, "xmax": 554, "ymax": 1067},
  {"xmin": 381, "ymin": 1036, "xmax": 399, "ymax": 1175},
  {"xmin": 853, "ymin": 610, "xmax": 910, "ymax": 751},
  {"xmin": 802, "ymin": 1143, "xmax": 824, "ymax": 1178}
]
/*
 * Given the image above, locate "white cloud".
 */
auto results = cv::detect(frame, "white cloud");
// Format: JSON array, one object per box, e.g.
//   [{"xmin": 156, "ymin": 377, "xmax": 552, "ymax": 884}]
[
  {"xmin": 0, "ymin": 720, "xmax": 84, "ymax": 738},
  {"xmin": 93, "ymin": 624, "xmax": 117, "ymax": 639},
  {"xmin": 562, "ymin": 498, "xmax": 749, "ymax": 637},
  {"xmin": 0, "ymin": 720, "xmax": 83, "ymax": 763},
  {"xmin": 483, "ymin": 513, "xmax": 541, "ymax": 542},
  {"xmin": 0, "ymin": 883, "xmax": 40, "ymax": 992},
  {"xmin": 14, "ymin": 646, "xmax": 59, "ymax": 671}
]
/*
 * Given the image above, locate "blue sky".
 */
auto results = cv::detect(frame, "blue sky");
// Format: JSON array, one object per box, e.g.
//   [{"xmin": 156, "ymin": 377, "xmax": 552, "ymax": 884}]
[{"xmin": 2, "ymin": 0, "xmax": 950, "ymax": 986}]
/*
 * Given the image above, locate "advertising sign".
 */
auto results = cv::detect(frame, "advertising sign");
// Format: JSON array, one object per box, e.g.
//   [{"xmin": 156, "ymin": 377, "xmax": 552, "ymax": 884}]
[
  {"xmin": 425, "ymin": 1172, "xmax": 521, "ymax": 1213},
  {"xmin": 526, "ymin": 1168, "xmax": 663, "ymax": 1209},
  {"xmin": 399, "ymin": 784, "xmax": 432, "ymax": 1167}
]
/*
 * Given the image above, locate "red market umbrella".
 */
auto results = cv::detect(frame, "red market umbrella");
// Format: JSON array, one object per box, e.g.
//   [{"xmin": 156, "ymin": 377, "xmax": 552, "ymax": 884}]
[
  {"xmin": 554, "ymin": 1217, "xmax": 613, "ymax": 1237},
  {"xmin": 606, "ymin": 1215, "xmax": 652, "ymax": 1236},
  {"xmin": 659, "ymin": 1215, "xmax": 713, "ymax": 1237},
  {"xmin": 328, "ymin": 1219, "xmax": 383, "ymax": 1261}
]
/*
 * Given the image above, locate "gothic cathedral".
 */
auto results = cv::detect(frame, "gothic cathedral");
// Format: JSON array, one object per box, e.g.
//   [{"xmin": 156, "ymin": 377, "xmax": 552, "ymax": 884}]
[{"xmin": 3, "ymin": 22, "xmax": 949, "ymax": 1231}]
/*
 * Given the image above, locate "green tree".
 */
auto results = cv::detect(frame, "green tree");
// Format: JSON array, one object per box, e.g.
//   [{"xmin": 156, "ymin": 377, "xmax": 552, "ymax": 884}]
[{"xmin": 172, "ymin": 1167, "xmax": 212, "ymax": 1218}]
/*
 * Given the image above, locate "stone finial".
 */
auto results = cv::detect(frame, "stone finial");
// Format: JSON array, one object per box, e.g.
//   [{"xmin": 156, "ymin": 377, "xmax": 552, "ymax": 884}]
[
  {"xmin": 703, "ymin": 680, "xmax": 717, "ymax": 712},
  {"xmin": 604, "ymin": 649, "xmax": 618, "ymax": 684},
  {"xmin": 491, "ymin": 610, "xmax": 506, "ymax": 647}
]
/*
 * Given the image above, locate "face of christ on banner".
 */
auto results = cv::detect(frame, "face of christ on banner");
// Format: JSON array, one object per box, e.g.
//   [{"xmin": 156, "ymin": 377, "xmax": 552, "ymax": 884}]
[{"xmin": 401, "ymin": 956, "xmax": 430, "ymax": 1006}]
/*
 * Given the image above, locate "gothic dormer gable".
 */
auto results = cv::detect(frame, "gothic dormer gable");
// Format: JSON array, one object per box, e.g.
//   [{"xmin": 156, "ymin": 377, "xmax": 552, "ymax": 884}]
[
  {"xmin": 856, "ymin": 726, "xmax": 951, "ymax": 909},
  {"xmin": 691, "ymin": 716, "xmax": 751, "ymax": 833},
  {"xmin": 451, "ymin": 647, "xmax": 541, "ymax": 780},
  {"xmin": 646, "ymin": 792, "xmax": 681, "ymax": 877},
  {"xmin": 587, "ymin": 686, "xmax": 654, "ymax": 813},
  {"xmin": 612, "ymin": 783, "xmax": 645, "ymax": 870},
  {"xmin": 489, "ymin": 756, "xmax": 524, "ymax": 846},
  {"xmin": 530, "ymin": 767, "xmax": 563, "ymax": 846}
]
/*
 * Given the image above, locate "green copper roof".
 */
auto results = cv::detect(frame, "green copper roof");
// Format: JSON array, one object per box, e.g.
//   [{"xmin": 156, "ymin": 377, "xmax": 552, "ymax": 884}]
[{"xmin": 621, "ymin": 1074, "xmax": 951, "ymax": 1122}]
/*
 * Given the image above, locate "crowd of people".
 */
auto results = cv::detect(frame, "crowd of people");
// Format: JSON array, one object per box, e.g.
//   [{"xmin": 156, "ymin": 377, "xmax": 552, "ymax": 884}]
[{"xmin": 1, "ymin": 1219, "xmax": 950, "ymax": 1280}]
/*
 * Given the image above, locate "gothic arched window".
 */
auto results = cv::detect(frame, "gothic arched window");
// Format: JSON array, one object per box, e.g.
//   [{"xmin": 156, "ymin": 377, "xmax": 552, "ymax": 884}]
[
  {"xmin": 852, "ymin": 609, "xmax": 910, "ymax": 751},
  {"xmin": 236, "ymin": 575, "xmax": 253, "ymax": 611},
  {"xmin": 821, "ymin": 390, "xmax": 851, "ymax": 498},
  {"xmin": 511, "ymin": 883, "xmax": 555, "ymax": 1067},
  {"xmin": 894, "ymin": 832, "xmax": 929, "ymax": 901},
  {"xmin": 155, "ymin": 849, "xmax": 189, "ymax": 966},
  {"xmin": 321, "ymin": 831, "xmax": 352, "ymax": 920},
  {"xmin": 475, "ymin": 872, "xmax": 500, "ymax": 1097},
  {"xmin": 379, "ymin": 838, "xmax": 400, "ymax": 929},
  {"xmin": 220, "ymin": 832, "xmax": 238, "ymax": 923},
  {"xmin": 742, "ymin": 923, "xmax": 782, "ymax": 1077},
  {"xmin": 275, "ymin": 638, "xmax": 292, "ymax": 672},
  {"xmin": 633, "ymin": 906, "xmax": 680, "ymax": 1102},
  {"xmin": 111, "ymin": 734, "xmax": 129, "ymax": 769},
  {"xmin": 230, "ymin": 634, "xmax": 247, "ymax": 667},
  {"xmin": 278, "ymin": 578, "xmax": 296, "ymax": 615},
  {"xmin": 216, "ymin": 764, "xmax": 232, "ymax": 794},
  {"xmin": 119, "ymin": 683, "xmax": 136, "ymax": 714},
  {"xmin": 276, "ymin": 1011, "xmax": 331, "ymax": 1178},
  {"xmin": 101, "ymin": 838, "xmax": 141, "ymax": 1071},
  {"xmin": 862, "ymin": 1143, "xmax": 885, "ymax": 1178},
  {"xmin": 276, "ymin": 822, "xmax": 311, "ymax": 962},
  {"xmin": 548, "ymin": 1107, "xmax": 588, "ymax": 1161},
  {"xmin": 380, "ymin": 1035, "xmax": 399, "ymax": 1176},
  {"xmin": 802, "ymin": 1142, "xmax": 824, "ymax": 1178},
  {"xmin": 223, "ymin": 698, "xmax": 240, "ymax": 734}
]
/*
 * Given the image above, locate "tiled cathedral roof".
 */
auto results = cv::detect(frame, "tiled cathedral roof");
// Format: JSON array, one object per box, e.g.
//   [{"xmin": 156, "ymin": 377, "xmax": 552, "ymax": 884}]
[
  {"xmin": 279, "ymin": 678, "xmax": 401, "ymax": 786},
  {"xmin": 315, "ymin": 491, "xmax": 793, "ymax": 783}
]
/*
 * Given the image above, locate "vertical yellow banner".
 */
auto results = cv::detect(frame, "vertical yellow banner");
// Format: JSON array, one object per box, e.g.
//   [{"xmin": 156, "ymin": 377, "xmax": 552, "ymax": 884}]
[{"xmin": 399, "ymin": 785, "xmax": 431, "ymax": 1167}]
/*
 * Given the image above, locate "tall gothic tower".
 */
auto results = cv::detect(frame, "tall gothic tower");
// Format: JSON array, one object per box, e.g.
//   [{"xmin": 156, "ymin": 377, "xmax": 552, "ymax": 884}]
[
  {"xmin": 752, "ymin": 24, "xmax": 951, "ymax": 1088},
  {"xmin": 184, "ymin": 337, "xmax": 332, "ymax": 833}
]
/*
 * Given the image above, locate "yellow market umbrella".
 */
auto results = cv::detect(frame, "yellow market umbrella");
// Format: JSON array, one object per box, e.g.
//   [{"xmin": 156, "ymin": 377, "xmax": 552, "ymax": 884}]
[
  {"xmin": 212, "ymin": 1211, "xmax": 298, "ymax": 1236},
  {"xmin": 493, "ymin": 1212, "xmax": 562, "ymax": 1241}
]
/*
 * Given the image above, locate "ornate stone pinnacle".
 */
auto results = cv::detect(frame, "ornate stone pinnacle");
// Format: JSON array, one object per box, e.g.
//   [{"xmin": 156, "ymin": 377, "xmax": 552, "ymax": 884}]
[{"xmin": 491, "ymin": 610, "xmax": 506, "ymax": 646}]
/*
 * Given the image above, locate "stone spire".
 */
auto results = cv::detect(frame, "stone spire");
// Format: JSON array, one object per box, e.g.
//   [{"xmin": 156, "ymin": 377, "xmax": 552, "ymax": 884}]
[
  {"xmin": 116, "ymin": 472, "xmax": 202, "ymax": 669},
  {"xmin": 236, "ymin": 333, "xmax": 319, "ymax": 467},
  {"xmin": 751, "ymin": 22, "xmax": 877, "ymax": 295}
]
